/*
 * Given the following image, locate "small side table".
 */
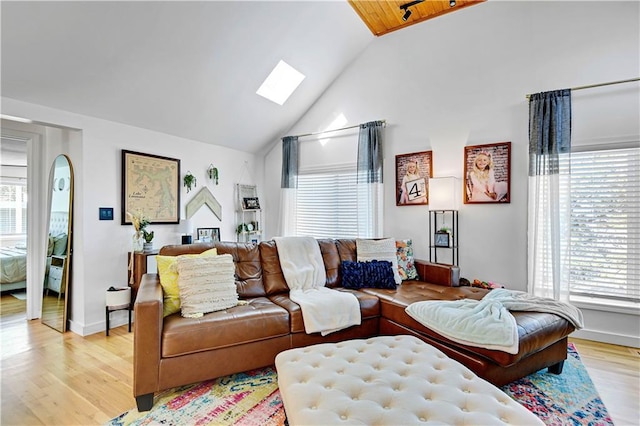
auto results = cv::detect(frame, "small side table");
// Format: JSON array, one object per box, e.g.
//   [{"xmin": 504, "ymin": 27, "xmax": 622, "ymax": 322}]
[{"xmin": 105, "ymin": 287, "xmax": 132, "ymax": 336}]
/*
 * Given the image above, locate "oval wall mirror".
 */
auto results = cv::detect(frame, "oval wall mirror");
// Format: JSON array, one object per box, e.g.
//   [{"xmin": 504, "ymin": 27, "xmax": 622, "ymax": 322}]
[{"xmin": 42, "ymin": 154, "xmax": 73, "ymax": 332}]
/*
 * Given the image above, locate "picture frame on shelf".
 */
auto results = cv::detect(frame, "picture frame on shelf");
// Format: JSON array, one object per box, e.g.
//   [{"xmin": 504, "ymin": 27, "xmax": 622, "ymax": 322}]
[
  {"xmin": 121, "ymin": 150, "xmax": 180, "ymax": 225},
  {"xmin": 434, "ymin": 231, "xmax": 450, "ymax": 248},
  {"xmin": 242, "ymin": 197, "xmax": 260, "ymax": 210},
  {"xmin": 464, "ymin": 141, "xmax": 511, "ymax": 204},
  {"xmin": 395, "ymin": 151, "xmax": 433, "ymax": 206},
  {"xmin": 197, "ymin": 227, "xmax": 220, "ymax": 243}
]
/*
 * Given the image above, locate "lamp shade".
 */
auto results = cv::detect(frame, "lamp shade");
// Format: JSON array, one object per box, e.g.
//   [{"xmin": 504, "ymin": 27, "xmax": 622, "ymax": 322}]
[
  {"xmin": 429, "ymin": 177, "xmax": 461, "ymax": 211},
  {"xmin": 179, "ymin": 218, "xmax": 194, "ymax": 244},
  {"xmin": 180, "ymin": 218, "xmax": 194, "ymax": 234}
]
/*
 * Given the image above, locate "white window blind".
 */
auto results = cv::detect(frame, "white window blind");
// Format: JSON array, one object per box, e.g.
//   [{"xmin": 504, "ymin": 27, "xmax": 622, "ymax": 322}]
[
  {"xmin": 0, "ymin": 184, "xmax": 27, "ymax": 235},
  {"xmin": 296, "ymin": 168, "xmax": 359, "ymax": 238},
  {"xmin": 565, "ymin": 146, "xmax": 640, "ymax": 303}
]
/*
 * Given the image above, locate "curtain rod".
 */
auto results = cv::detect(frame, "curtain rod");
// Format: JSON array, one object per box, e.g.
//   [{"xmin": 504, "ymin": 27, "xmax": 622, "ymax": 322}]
[
  {"xmin": 525, "ymin": 77, "xmax": 639, "ymax": 99},
  {"xmin": 288, "ymin": 119, "xmax": 386, "ymax": 139}
]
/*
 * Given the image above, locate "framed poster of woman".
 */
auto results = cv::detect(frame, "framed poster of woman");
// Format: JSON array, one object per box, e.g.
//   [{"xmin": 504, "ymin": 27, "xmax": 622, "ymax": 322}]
[
  {"xmin": 464, "ymin": 142, "xmax": 511, "ymax": 204},
  {"xmin": 395, "ymin": 151, "xmax": 433, "ymax": 206}
]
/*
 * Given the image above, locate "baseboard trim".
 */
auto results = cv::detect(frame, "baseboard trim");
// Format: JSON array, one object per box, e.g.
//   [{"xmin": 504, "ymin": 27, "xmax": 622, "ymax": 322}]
[
  {"xmin": 68, "ymin": 311, "xmax": 134, "ymax": 336},
  {"xmin": 572, "ymin": 329, "xmax": 640, "ymax": 348}
]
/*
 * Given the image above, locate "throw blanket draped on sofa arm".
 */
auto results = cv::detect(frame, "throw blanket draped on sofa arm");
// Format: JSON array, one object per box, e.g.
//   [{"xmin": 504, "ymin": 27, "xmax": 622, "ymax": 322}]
[
  {"xmin": 274, "ymin": 236, "xmax": 361, "ymax": 335},
  {"xmin": 405, "ymin": 288, "xmax": 583, "ymax": 354}
]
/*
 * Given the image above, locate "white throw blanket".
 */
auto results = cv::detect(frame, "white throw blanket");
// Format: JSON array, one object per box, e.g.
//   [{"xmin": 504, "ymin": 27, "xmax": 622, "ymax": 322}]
[
  {"xmin": 405, "ymin": 288, "xmax": 584, "ymax": 354},
  {"xmin": 274, "ymin": 236, "xmax": 361, "ymax": 335}
]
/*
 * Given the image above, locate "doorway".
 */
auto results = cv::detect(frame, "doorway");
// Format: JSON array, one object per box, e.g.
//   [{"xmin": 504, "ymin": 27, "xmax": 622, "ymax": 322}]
[
  {"xmin": 0, "ymin": 135, "xmax": 28, "ymax": 315},
  {"xmin": 1, "ymin": 121, "xmax": 49, "ymax": 321}
]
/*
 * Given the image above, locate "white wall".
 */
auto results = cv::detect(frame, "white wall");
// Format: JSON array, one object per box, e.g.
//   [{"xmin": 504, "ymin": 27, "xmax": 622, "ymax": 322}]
[
  {"xmin": 2, "ymin": 97, "xmax": 263, "ymax": 335},
  {"xmin": 264, "ymin": 1, "xmax": 640, "ymax": 346}
]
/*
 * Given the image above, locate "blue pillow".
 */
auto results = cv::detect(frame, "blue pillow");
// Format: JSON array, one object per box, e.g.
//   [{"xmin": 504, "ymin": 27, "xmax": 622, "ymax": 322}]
[
  {"xmin": 341, "ymin": 260, "xmax": 397, "ymax": 289},
  {"xmin": 341, "ymin": 261, "xmax": 364, "ymax": 289}
]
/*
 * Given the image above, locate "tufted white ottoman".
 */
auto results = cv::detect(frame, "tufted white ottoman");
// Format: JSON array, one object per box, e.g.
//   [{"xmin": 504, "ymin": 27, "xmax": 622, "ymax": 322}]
[{"xmin": 275, "ymin": 335, "xmax": 543, "ymax": 425}]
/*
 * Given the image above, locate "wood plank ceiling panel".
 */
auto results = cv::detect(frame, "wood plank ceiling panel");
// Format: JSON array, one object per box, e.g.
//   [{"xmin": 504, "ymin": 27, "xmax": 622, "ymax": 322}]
[{"xmin": 349, "ymin": 0, "xmax": 486, "ymax": 36}]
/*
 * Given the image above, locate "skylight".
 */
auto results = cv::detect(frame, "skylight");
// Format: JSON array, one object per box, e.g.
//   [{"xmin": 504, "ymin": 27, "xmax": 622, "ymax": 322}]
[{"xmin": 256, "ymin": 60, "xmax": 305, "ymax": 106}]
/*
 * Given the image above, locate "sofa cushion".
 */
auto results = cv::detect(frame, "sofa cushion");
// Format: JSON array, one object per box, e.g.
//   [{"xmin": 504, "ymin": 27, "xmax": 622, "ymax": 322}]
[
  {"xmin": 318, "ymin": 239, "xmax": 341, "ymax": 288},
  {"xmin": 159, "ymin": 242, "xmax": 266, "ymax": 298},
  {"xmin": 396, "ymin": 239, "xmax": 418, "ymax": 280},
  {"xmin": 214, "ymin": 242, "xmax": 266, "ymax": 298},
  {"xmin": 161, "ymin": 297, "xmax": 290, "ymax": 358},
  {"xmin": 335, "ymin": 239, "xmax": 357, "ymax": 262},
  {"xmin": 157, "ymin": 248, "xmax": 218, "ymax": 317},
  {"xmin": 341, "ymin": 260, "xmax": 396, "ymax": 289},
  {"xmin": 260, "ymin": 240, "xmax": 290, "ymax": 295},
  {"xmin": 177, "ymin": 254, "xmax": 239, "ymax": 318},
  {"xmin": 270, "ymin": 289, "xmax": 380, "ymax": 334},
  {"xmin": 356, "ymin": 238, "xmax": 402, "ymax": 285}
]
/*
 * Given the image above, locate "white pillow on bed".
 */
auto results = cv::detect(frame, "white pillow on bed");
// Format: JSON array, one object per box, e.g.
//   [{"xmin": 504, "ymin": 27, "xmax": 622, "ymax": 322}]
[
  {"xmin": 47, "ymin": 236, "xmax": 55, "ymax": 256},
  {"xmin": 52, "ymin": 234, "xmax": 67, "ymax": 256}
]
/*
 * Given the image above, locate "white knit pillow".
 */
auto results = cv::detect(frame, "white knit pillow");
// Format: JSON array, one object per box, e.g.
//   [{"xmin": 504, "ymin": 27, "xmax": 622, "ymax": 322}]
[
  {"xmin": 176, "ymin": 253, "xmax": 239, "ymax": 318},
  {"xmin": 356, "ymin": 238, "xmax": 402, "ymax": 285}
]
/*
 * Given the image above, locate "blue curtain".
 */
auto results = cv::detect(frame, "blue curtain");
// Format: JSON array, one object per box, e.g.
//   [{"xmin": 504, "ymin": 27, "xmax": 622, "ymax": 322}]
[
  {"xmin": 357, "ymin": 121, "xmax": 384, "ymax": 183},
  {"xmin": 528, "ymin": 89, "xmax": 572, "ymax": 176},
  {"xmin": 356, "ymin": 120, "xmax": 384, "ymax": 237},
  {"xmin": 281, "ymin": 136, "xmax": 299, "ymax": 189},
  {"xmin": 527, "ymin": 89, "xmax": 572, "ymax": 300}
]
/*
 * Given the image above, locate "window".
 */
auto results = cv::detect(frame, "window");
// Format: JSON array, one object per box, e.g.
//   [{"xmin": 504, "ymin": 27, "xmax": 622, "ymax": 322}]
[
  {"xmin": 256, "ymin": 60, "xmax": 305, "ymax": 106},
  {"xmin": 296, "ymin": 167, "xmax": 359, "ymax": 238},
  {"xmin": 564, "ymin": 146, "xmax": 640, "ymax": 305},
  {"xmin": 0, "ymin": 184, "xmax": 27, "ymax": 235}
]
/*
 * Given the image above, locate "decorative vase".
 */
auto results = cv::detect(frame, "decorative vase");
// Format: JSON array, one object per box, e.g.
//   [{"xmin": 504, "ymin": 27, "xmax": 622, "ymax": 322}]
[
  {"xmin": 132, "ymin": 232, "xmax": 144, "ymax": 253},
  {"xmin": 143, "ymin": 242, "xmax": 153, "ymax": 252}
]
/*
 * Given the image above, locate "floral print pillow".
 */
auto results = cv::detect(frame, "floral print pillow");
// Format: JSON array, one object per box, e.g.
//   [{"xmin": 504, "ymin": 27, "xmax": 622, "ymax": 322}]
[{"xmin": 396, "ymin": 239, "xmax": 418, "ymax": 280}]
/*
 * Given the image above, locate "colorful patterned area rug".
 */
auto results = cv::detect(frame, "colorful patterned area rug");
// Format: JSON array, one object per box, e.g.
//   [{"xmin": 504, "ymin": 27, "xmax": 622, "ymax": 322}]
[
  {"xmin": 501, "ymin": 343, "xmax": 612, "ymax": 425},
  {"xmin": 108, "ymin": 344, "xmax": 611, "ymax": 426}
]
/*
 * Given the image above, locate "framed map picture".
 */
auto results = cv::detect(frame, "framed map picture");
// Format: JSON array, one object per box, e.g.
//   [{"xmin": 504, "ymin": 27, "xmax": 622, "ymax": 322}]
[
  {"xmin": 121, "ymin": 150, "xmax": 180, "ymax": 225},
  {"xmin": 395, "ymin": 151, "xmax": 433, "ymax": 206}
]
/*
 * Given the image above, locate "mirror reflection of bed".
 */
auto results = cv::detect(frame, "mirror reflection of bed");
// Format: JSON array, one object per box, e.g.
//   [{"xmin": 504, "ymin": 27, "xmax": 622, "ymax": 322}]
[
  {"xmin": 41, "ymin": 155, "xmax": 73, "ymax": 333},
  {"xmin": 42, "ymin": 212, "xmax": 70, "ymax": 331}
]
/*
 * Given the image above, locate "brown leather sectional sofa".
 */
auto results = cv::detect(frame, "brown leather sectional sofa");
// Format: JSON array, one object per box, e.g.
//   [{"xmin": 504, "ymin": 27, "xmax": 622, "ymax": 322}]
[{"xmin": 133, "ymin": 239, "xmax": 575, "ymax": 411}]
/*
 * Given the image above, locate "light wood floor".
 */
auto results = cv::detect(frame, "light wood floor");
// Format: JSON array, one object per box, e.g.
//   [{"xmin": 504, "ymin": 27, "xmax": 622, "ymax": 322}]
[{"xmin": 1, "ymin": 293, "xmax": 639, "ymax": 425}]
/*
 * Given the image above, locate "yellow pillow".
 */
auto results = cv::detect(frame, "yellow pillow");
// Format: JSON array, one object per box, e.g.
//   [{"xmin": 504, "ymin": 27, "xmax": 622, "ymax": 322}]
[{"xmin": 157, "ymin": 248, "xmax": 218, "ymax": 317}]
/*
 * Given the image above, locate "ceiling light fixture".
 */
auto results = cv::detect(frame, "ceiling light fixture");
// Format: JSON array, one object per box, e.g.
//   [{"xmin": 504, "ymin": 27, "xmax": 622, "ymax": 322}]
[
  {"xmin": 450, "ymin": 0, "xmax": 456, "ymax": 7},
  {"xmin": 399, "ymin": 0, "xmax": 424, "ymax": 22}
]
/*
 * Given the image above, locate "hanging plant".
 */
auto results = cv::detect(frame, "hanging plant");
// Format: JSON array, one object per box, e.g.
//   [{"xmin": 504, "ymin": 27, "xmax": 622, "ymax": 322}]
[
  {"xmin": 207, "ymin": 164, "xmax": 219, "ymax": 185},
  {"xmin": 184, "ymin": 171, "xmax": 197, "ymax": 193}
]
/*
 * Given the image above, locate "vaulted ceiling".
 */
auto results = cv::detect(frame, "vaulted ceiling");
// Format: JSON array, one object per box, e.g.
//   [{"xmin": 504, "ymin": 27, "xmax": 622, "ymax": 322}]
[{"xmin": 1, "ymin": 1, "xmax": 481, "ymax": 154}]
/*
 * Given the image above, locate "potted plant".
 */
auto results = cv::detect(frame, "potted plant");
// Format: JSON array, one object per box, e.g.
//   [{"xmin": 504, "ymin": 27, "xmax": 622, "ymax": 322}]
[
  {"xmin": 184, "ymin": 171, "xmax": 197, "ymax": 193},
  {"xmin": 128, "ymin": 210, "xmax": 150, "ymax": 252},
  {"xmin": 143, "ymin": 229, "xmax": 154, "ymax": 252},
  {"xmin": 207, "ymin": 164, "xmax": 219, "ymax": 185}
]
